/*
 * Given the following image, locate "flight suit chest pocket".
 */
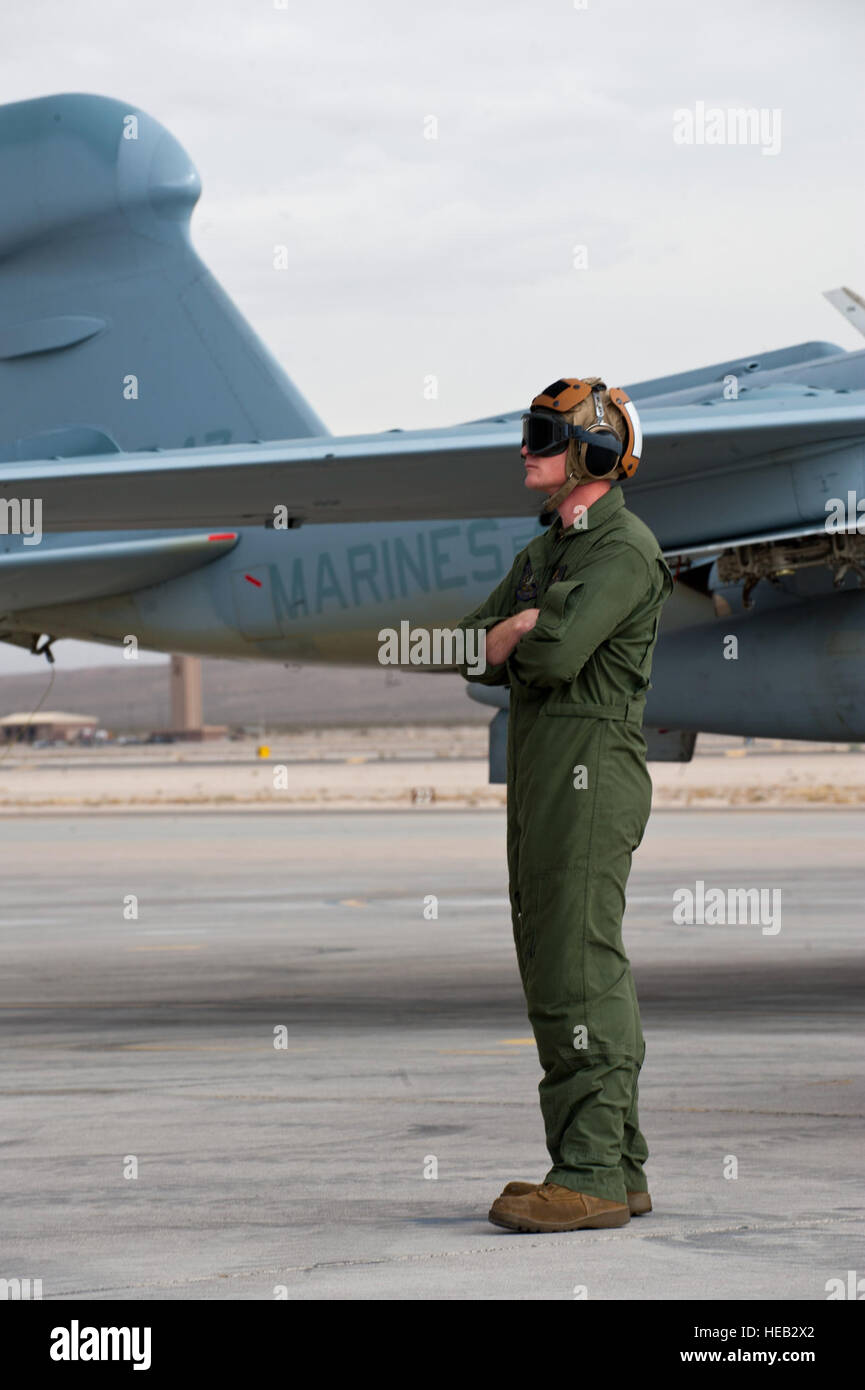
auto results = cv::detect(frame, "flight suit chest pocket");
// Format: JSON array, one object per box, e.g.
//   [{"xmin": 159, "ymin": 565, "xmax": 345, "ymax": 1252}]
[{"xmin": 539, "ymin": 578, "xmax": 583, "ymax": 632}]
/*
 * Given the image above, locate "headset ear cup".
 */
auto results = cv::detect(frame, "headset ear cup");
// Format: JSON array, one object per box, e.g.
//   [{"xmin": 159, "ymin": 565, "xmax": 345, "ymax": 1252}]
[
  {"xmin": 608, "ymin": 387, "xmax": 642, "ymax": 476},
  {"xmin": 583, "ymin": 425, "xmax": 623, "ymax": 479}
]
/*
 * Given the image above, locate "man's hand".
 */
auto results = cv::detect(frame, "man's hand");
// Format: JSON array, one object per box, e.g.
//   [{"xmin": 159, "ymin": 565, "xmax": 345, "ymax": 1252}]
[{"xmin": 485, "ymin": 608, "xmax": 540, "ymax": 666}]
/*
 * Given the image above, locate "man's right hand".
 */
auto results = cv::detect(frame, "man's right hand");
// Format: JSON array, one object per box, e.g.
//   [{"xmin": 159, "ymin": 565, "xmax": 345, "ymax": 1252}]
[{"xmin": 485, "ymin": 609, "xmax": 540, "ymax": 666}]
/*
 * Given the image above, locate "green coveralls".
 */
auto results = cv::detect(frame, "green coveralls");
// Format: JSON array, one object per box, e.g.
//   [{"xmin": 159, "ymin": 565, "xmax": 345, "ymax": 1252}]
[{"xmin": 456, "ymin": 485, "xmax": 673, "ymax": 1203}]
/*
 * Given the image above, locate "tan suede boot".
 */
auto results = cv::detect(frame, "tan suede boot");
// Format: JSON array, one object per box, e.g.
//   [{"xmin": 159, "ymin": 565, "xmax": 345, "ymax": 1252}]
[
  {"xmin": 489, "ymin": 1182, "xmax": 630, "ymax": 1232},
  {"xmin": 499, "ymin": 1181, "xmax": 652, "ymax": 1216}
]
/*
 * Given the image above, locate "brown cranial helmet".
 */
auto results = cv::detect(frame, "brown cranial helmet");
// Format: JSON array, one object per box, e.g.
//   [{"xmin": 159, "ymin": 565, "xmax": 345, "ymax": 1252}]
[{"xmin": 526, "ymin": 376, "xmax": 643, "ymax": 513}]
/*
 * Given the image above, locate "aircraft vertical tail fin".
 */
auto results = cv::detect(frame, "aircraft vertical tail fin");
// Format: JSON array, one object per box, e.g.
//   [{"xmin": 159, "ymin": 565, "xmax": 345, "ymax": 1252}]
[
  {"xmin": 0, "ymin": 93, "xmax": 327, "ymax": 464},
  {"xmin": 823, "ymin": 286, "xmax": 865, "ymax": 339}
]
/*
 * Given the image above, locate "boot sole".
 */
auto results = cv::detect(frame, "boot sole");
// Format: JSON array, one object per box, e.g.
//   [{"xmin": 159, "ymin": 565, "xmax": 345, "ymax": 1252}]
[
  {"xmin": 501, "ymin": 1184, "xmax": 653, "ymax": 1217},
  {"xmin": 488, "ymin": 1205, "xmax": 631, "ymax": 1233}
]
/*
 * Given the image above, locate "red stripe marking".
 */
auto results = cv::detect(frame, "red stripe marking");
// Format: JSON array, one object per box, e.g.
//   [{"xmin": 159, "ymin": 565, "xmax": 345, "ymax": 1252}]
[
  {"xmin": 244, "ymin": 574, "xmax": 263, "ymax": 587},
  {"xmin": 208, "ymin": 532, "xmax": 237, "ymax": 541}
]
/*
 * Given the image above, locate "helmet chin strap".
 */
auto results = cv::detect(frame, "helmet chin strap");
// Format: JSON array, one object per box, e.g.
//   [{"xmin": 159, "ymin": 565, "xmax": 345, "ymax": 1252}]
[{"xmin": 539, "ymin": 462, "xmax": 585, "ymax": 521}]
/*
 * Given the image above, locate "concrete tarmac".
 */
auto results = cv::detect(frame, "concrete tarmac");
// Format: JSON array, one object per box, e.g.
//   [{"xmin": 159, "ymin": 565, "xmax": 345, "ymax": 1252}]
[{"xmin": 1, "ymin": 810, "xmax": 862, "ymax": 1300}]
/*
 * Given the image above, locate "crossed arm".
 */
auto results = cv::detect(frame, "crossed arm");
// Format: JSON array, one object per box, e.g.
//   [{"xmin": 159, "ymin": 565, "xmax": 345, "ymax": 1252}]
[
  {"xmin": 456, "ymin": 543, "xmax": 656, "ymax": 689},
  {"xmin": 484, "ymin": 608, "xmax": 539, "ymax": 665}
]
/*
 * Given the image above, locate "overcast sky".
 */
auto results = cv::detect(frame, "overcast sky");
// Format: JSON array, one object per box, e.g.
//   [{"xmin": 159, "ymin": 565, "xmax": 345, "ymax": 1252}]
[{"xmin": 1, "ymin": 0, "xmax": 863, "ymax": 671}]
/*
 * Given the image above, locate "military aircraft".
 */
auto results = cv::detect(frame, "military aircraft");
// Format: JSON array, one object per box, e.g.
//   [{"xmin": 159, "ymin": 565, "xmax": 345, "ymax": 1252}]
[{"xmin": 2, "ymin": 92, "xmax": 865, "ymax": 774}]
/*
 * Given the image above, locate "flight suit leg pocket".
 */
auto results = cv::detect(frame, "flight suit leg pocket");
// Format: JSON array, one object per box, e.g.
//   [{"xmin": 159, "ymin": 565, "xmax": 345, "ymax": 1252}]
[
  {"xmin": 522, "ymin": 870, "xmax": 584, "ymax": 1010},
  {"xmin": 522, "ymin": 869, "xmax": 594, "ymax": 1082},
  {"xmin": 511, "ymin": 885, "xmax": 535, "ymax": 990}
]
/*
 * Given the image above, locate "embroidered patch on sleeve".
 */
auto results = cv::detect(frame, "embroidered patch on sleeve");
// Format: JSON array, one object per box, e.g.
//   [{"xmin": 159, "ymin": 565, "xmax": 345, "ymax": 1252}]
[{"xmin": 515, "ymin": 560, "xmax": 538, "ymax": 602}]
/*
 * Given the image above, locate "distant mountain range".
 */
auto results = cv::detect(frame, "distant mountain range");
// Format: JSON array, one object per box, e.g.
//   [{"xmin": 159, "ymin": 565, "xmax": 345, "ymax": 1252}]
[{"xmin": 0, "ymin": 658, "xmax": 489, "ymax": 732}]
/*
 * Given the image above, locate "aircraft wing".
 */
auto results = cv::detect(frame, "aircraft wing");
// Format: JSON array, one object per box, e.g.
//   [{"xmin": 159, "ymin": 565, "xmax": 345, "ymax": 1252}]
[
  {"xmin": 0, "ymin": 531, "xmax": 238, "ymax": 611},
  {"xmin": 3, "ymin": 388, "xmax": 865, "ymax": 549},
  {"xmin": 3, "ymin": 93, "xmax": 864, "ymax": 556}
]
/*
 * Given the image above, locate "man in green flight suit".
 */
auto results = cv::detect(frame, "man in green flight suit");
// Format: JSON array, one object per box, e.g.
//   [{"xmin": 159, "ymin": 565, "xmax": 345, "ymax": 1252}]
[{"xmin": 455, "ymin": 376, "xmax": 673, "ymax": 1232}]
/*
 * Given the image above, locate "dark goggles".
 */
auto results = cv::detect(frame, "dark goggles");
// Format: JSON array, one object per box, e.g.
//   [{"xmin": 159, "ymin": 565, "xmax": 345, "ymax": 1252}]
[{"xmin": 521, "ymin": 410, "xmax": 622, "ymax": 477}]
